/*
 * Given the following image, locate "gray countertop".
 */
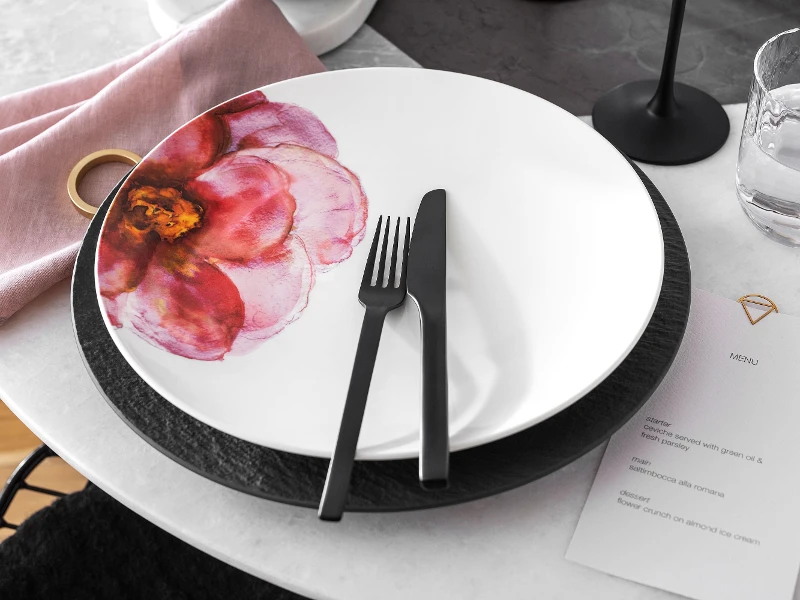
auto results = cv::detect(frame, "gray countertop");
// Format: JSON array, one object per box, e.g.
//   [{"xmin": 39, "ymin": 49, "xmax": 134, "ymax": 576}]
[{"xmin": 367, "ymin": 0, "xmax": 800, "ymax": 115}]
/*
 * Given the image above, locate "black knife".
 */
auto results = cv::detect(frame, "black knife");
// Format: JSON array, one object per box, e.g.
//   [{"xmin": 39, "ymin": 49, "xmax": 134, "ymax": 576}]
[{"xmin": 407, "ymin": 189, "xmax": 449, "ymax": 490}]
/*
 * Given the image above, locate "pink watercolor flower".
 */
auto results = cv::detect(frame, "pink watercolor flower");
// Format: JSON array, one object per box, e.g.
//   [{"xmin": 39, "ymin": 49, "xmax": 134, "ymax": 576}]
[{"xmin": 98, "ymin": 91, "xmax": 367, "ymax": 361}]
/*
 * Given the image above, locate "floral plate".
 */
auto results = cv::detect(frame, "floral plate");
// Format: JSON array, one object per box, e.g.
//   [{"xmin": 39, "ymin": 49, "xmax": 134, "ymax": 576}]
[{"xmin": 96, "ymin": 68, "xmax": 664, "ymax": 459}]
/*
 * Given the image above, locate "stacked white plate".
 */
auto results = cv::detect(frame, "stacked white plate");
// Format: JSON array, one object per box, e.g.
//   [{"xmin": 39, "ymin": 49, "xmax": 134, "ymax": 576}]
[{"xmin": 96, "ymin": 68, "xmax": 664, "ymax": 460}]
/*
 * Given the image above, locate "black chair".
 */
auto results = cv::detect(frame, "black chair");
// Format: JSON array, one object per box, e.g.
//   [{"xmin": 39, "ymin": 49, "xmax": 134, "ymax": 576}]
[
  {"xmin": 0, "ymin": 445, "xmax": 308, "ymax": 599},
  {"xmin": 0, "ymin": 445, "xmax": 65, "ymax": 534}
]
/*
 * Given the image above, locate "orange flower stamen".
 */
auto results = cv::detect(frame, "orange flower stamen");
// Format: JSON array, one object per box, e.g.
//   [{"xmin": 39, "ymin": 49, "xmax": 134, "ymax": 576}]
[{"xmin": 123, "ymin": 185, "xmax": 203, "ymax": 243}]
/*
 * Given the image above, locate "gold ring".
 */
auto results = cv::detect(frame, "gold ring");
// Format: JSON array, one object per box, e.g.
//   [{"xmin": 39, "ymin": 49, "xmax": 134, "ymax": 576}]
[{"xmin": 68, "ymin": 149, "xmax": 141, "ymax": 218}]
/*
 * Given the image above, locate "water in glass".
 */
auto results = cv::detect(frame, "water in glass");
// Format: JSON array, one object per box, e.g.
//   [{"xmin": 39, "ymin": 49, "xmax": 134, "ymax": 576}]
[{"xmin": 737, "ymin": 29, "xmax": 800, "ymax": 245}]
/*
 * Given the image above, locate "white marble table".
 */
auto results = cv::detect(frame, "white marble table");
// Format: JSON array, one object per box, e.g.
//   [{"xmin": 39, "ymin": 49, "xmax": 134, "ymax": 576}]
[
  {"xmin": 4, "ymin": 2, "xmax": 800, "ymax": 599},
  {"xmin": 9, "ymin": 104, "xmax": 800, "ymax": 600}
]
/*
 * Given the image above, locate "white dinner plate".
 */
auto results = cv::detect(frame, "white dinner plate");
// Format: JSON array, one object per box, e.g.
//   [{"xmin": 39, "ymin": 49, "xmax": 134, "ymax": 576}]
[{"xmin": 96, "ymin": 68, "xmax": 663, "ymax": 460}]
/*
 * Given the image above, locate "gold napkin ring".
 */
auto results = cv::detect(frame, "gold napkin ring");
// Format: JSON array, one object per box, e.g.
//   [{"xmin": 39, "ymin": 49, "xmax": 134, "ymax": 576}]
[{"xmin": 68, "ymin": 149, "xmax": 141, "ymax": 218}]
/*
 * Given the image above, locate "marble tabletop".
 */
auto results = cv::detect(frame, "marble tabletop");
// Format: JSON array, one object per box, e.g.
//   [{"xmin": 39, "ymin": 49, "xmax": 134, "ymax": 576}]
[{"xmin": 4, "ymin": 2, "xmax": 800, "ymax": 599}]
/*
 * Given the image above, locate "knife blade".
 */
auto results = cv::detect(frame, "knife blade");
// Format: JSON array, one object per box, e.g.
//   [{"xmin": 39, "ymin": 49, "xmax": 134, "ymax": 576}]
[{"xmin": 407, "ymin": 188, "xmax": 449, "ymax": 490}]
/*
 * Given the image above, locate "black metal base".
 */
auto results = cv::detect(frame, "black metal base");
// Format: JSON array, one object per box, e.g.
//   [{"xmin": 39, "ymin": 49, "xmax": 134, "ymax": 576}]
[
  {"xmin": 0, "ymin": 445, "xmax": 63, "ymax": 532},
  {"xmin": 592, "ymin": 80, "xmax": 730, "ymax": 165}
]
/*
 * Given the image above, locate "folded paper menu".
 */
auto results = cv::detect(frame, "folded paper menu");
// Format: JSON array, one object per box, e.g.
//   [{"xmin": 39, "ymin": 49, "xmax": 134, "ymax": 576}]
[{"xmin": 567, "ymin": 288, "xmax": 800, "ymax": 600}]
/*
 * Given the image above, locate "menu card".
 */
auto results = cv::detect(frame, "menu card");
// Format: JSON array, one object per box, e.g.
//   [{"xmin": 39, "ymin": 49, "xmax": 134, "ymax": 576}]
[{"xmin": 567, "ymin": 288, "xmax": 800, "ymax": 600}]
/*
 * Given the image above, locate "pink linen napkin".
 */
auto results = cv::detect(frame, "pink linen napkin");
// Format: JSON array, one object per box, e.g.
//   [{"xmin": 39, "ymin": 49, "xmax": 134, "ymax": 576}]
[{"xmin": 0, "ymin": 0, "xmax": 324, "ymax": 325}]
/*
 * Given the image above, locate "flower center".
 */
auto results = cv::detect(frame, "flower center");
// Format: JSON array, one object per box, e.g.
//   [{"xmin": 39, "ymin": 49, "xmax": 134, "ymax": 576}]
[{"xmin": 123, "ymin": 185, "xmax": 203, "ymax": 243}]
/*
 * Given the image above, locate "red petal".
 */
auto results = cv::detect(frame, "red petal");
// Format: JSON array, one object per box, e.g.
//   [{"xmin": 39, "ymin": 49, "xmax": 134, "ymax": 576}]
[
  {"xmin": 239, "ymin": 145, "xmax": 368, "ymax": 268},
  {"xmin": 138, "ymin": 113, "xmax": 224, "ymax": 183},
  {"xmin": 212, "ymin": 90, "xmax": 267, "ymax": 116},
  {"xmin": 102, "ymin": 293, "xmax": 129, "ymax": 328},
  {"xmin": 124, "ymin": 245, "xmax": 245, "ymax": 361},
  {"xmin": 221, "ymin": 101, "xmax": 338, "ymax": 158},
  {"xmin": 185, "ymin": 153, "xmax": 296, "ymax": 261},
  {"xmin": 97, "ymin": 183, "xmax": 158, "ymax": 301},
  {"xmin": 216, "ymin": 235, "xmax": 313, "ymax": 355}
]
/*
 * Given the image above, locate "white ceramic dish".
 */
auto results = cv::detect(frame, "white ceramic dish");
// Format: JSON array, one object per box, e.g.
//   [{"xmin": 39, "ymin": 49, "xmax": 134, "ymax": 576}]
[
  {"xmin": 147, "ymin": 0, "xmax": 377, "ymax": 55},
  {"xmin": 96, "ymin": 68, "xmax": 663, "ymax": 460}
]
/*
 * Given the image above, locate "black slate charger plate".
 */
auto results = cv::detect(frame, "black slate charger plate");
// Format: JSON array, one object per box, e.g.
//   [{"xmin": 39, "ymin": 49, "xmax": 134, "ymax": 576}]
[{"xmin": 72, "ymin": 163, "xmax": 690, "ymax": 512}]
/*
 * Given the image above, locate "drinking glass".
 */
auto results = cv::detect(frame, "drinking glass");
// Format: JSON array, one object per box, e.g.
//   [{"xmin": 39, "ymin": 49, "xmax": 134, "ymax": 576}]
[{"xmin": 737, "ymin": 28, "xmax": 800, "ymax": 245}]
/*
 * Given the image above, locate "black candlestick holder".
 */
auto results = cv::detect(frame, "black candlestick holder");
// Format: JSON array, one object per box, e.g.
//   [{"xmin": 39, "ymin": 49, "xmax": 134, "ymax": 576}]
[{"xmin": 592, "ymin": 0, "xmax": 729, "ymax": 165}]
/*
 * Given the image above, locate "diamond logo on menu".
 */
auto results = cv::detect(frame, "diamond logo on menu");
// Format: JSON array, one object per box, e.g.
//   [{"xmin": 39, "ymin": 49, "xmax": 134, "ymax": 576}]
[{"xmin": 737, "ymin": 294, "xmax": 778, "ymax": 325}]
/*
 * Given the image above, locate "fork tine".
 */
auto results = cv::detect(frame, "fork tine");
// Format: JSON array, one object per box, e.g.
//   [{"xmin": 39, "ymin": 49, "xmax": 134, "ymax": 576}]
[
  {"xmin": 361, "ymin": 216, "xmax": 382, "ymax": 287},
  {"xmin": 388, "ymin": 218, "xmax": 400, "ymax": 288},
  {"xmin": 375, "ymin": 216, "xmax": 391, "ymax": 287},
  {"xmin": 400, "ymin": 217, "xmax": 411, "ymax": 285}
]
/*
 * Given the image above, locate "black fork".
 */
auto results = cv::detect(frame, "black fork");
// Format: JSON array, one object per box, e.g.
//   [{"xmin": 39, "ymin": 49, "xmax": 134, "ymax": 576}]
[{"xmin": 318, "ymin": 216, "xmax": 410, "ymax": 521}]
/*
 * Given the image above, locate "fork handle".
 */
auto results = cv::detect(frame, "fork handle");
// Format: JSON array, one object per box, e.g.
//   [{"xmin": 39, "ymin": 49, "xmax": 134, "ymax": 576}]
[{"xmin": 318, "ymin": 307, "xmax": 387, "ymax": 521}]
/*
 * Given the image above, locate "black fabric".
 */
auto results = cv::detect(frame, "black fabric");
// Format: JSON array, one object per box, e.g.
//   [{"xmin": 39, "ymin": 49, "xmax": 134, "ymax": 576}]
[
  {"xmin": 0, "ymin": 483, "xmax": 307, "ymax": 599},
  {"xmin": 72, "ymin": 162, "xmax": 690, "ymax": 512}
]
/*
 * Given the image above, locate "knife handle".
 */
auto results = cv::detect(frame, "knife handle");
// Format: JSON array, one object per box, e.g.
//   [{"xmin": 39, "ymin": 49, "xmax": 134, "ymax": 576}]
[{"xmin": 419, "ymin": 312, "xmax": 449, "ymax": 489}]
